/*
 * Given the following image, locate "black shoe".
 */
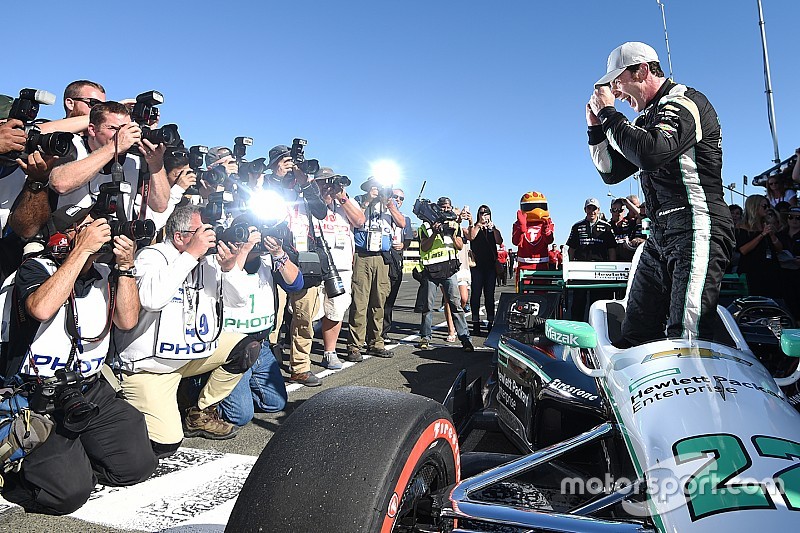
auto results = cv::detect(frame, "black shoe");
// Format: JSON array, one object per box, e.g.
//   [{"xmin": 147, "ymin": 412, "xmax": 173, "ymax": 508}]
[
  {"xmin": 290, "ymin": 371, "xmax": 322, "ymax": 387},
  {"xmin": 343, "ymin": 348, "xmax": 363, "ymax": 362},
  {"xmin": 461, "ymin": 338, "xmax": 475, "ymax": 352},
  {"xmin": 367, "ymin": 346, "xmax": 394, "ymax": 358},
  {"xmin": 472, "ymin": 323, "xmax": 482, "ymax": 337}
]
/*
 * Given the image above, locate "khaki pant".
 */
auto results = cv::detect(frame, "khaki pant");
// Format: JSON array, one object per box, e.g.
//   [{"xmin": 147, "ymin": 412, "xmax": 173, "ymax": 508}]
[
  {"xmin": 348, "ymin": 253, "xmax": 390, "ymax": 351},
  {"xmin": 288, "ymin": 286, "xmax": 322, "ymax": 375},
  {"xmin": 121, "ymin": 332, "xmax": 246, "ymax": 445}
]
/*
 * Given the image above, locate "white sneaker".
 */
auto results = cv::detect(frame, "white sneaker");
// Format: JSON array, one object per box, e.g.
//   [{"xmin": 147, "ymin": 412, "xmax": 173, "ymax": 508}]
[{"xmin": 322, "ymin": 351, "xmax": 343, "ymax": 370}]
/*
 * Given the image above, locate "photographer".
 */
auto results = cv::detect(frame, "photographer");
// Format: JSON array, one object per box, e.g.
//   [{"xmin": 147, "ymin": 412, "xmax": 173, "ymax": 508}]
[
  {"xmin": 416, "ymin": 196, "xmax": 473, "ymax": 352},
  {"xmin": 382, "ymin": 188, "xmax": 414, "ymax": 338},
  {"xmin": 345, "ymin": 177, "xmax": 405, "ymax": 362},
  {"xmin": 0, "ymin": 204, "xmax": 156, "ymax": 515},
  {"xmin": 314, "ymin": 168, "xmax": 365, "ymax": 369},
  {"xmin": 216, "ymin": 215, "xmax": 302, "ymax": 424},
  {"xmin": 464, "ymin": 204, "xmax": 503, "ymax": 335},
  {"xmin": 265, "ymin": 144, "xmax": 327, "ymax": 386},
  {"xmin": 49, "ymin": 101, "xmax": 170, "ymax": 219},
  {"xmin": 113, "ymin": 205, "xmax": 260, "ymax": 456},
  {"xmin": 200, "ymin": 146, "xmax": 238, "ymax": 200},
  {"xmin": 146, "ymin": 151, "xmax": 198, "ymax": 232}
]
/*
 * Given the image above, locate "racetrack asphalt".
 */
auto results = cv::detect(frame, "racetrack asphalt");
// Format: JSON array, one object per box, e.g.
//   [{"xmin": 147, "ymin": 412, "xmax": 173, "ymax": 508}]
[{"xmin": 1, "ymin": 274, "xmax": 518, "ymax": 532}]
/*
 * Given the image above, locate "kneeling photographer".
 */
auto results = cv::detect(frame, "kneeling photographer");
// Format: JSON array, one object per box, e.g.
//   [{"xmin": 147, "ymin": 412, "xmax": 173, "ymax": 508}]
[
  {"xmin": 415, "ymin": 196, "xmax": 473, "ymax": 352},
  {"xmin": 0, "ymin": 203, "xmax": 156, "ymax": 515}
]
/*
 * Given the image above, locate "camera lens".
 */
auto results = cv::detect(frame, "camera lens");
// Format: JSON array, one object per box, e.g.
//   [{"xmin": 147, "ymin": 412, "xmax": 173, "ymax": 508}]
[
  {"xmin": 32, "ymin": 131, "xmax": 75, "ymax": 158},
  {"xmin": 58, "ymin": 388, "xmax": 99, "ymax": 433},
  {"xmin": 116, "ymin": 220, "xmax": 156, "ymax": 241}
]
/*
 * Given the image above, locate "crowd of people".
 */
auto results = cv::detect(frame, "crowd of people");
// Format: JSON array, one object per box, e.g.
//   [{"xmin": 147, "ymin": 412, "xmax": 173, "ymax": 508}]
[{"xmin": 1, "ymin": 59, "xmax": 799, "ymax": 518}]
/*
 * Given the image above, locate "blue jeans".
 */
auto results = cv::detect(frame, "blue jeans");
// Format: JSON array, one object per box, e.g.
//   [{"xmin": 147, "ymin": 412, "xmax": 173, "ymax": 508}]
[
  {"xmin": 218, "ymin": 342, "xmax": 287, "ymax": 426},
  {"xmin": 420, "ymin": 273, "xmax": 470, "ymax": 341}
]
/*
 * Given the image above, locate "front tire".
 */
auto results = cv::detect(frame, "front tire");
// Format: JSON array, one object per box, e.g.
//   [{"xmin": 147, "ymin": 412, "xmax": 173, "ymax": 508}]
[{"xmin": 227, "ymin": 386, "xmax": 460, "ymax": 532}]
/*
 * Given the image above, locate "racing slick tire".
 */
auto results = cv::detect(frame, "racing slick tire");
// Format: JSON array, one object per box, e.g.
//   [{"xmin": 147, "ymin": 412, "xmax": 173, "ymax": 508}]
[{"xmin": 227, "ymin": 386, "xmax": 460, "ymax": 532}]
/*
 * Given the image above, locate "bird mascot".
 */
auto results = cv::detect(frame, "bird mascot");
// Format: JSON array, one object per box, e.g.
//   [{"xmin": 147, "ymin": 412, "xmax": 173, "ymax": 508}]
[{"xmin": 511, "ymin": 191, "xmax": 554, "ymax": 288}]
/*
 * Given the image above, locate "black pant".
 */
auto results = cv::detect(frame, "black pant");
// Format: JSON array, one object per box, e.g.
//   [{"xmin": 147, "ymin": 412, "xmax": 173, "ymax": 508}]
[
  {"xmin": 622, "ymin": 226, "xmax": 733, "ymax": 345},
  {"xmin": 470, "ymin": 265, "xmax": 497, "ymax": 323},
  {"xmin": 1, "ymin": 378, "xmax": 157, "ymax": 515},
  {"xmin": 383, "ymin": 273, "xmax": 403, "ymax": 337}
]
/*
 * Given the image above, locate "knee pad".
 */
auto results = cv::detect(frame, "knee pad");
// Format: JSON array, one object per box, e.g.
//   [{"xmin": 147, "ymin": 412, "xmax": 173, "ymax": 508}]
[{"xmin": 222, "ymin": 339, "xmax": 262, "ymax": 374}]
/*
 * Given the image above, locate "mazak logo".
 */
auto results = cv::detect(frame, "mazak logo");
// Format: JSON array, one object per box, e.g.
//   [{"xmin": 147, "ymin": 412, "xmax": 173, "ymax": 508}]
[{"xmin": 546, "ymin": 323, "xmax": 578, "ymax": 345}]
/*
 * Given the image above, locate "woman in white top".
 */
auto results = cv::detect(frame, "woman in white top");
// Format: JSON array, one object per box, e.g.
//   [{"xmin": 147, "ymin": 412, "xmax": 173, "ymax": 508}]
[{"xmin": 766, "ymin": 176, "xmax": 797, "ymax": 207}]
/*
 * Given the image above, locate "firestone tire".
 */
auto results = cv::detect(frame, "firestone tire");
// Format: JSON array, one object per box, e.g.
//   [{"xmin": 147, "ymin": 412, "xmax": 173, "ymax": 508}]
[{"xmin": 227, "ymin": 386, "xmax": 460, "ymax": 532}]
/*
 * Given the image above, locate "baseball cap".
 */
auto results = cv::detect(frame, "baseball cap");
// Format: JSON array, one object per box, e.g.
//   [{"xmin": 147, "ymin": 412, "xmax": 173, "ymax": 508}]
[
  {"xmin": 0, "ymin": 95, "xmax": 13, "ymax": 120},
  {"xmin": 596, "ymin": 42, "xmax": 660, "ymax": 86},
  {"xmin": 267, "ymin": 145, "xmax": 291, "ymax": 168},
  {"xmin": 49, "ymin": 203, "xmax": 92, "ymax": 233},
  {"xmin": 205, "ymin": 146, "xmax": 232, "ymax": 167},
  {"xmin": 584, "ymin": 198, "xmax": 601, "ymax": 209}
]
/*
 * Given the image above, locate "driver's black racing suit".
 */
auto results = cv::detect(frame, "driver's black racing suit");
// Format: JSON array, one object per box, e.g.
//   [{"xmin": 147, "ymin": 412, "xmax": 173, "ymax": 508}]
[{"xmin": 588, "ymin": 80, "xmax": 734, "ymax": 345}]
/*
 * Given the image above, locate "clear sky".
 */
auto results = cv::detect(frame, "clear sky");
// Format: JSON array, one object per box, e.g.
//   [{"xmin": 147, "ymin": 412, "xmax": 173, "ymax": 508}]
[{"xmin": 5, "ymin": 0, "xmax": 798, "ymax": 245}]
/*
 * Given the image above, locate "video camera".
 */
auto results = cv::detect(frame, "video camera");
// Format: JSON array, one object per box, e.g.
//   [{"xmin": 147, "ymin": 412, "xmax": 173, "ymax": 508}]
[
  {"xmin": 28, "ymin": 368, "xmax": 99, "ymax": 433},
  {"xmin": 290, "ymin": 138, "xmax": 320, "ymax": 175},
  {"xmin": 412, "ymin": 181, "xmax": 458, "ymax": 227},
  {"xmin": 0, "ymin": 88, "xmax": 76, "ymax": 166},
  {"xmin": 130, "ymin": 91, "xmax": 181, "ymax": 147}
]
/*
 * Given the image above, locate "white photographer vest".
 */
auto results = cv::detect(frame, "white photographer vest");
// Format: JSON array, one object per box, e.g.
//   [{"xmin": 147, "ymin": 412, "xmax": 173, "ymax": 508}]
[
  {"xmin": 19, "ymin": 259, "xmax": 112, "ymax": 378},
  {"xmin": 223, "ymin": 256, "xmax": 276, "ymax": 335}
]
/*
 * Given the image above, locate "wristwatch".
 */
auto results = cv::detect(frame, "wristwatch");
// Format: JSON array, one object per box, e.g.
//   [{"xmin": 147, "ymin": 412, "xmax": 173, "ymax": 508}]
[
  {"xmin": 116, "ymin": 267, "xmax": 137, "ymax": 278},
  {"xmin": 25, "ymin": 179, "xmax": 48, "ymax": 193}
]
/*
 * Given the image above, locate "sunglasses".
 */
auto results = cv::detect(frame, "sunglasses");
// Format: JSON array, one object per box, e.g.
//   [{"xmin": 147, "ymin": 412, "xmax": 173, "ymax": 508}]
[
  {"xmin": 788, "ymin": 215, "xmax": 800, "ymax": 221},
  {"xmin": 72, "ymin": 97, "xmax": 103, "ymax": 108},
  {"xmin": 392, "ymin": 195, "xmax": 405, "ymax": 201},
  {"xmin": 610, "ymin": 207, "xmax": 624, "ymax": 213}
]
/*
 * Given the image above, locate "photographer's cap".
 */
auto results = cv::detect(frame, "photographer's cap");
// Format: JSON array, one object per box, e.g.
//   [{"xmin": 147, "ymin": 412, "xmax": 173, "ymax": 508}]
[
  {"xmin": 584, "ymin": 197, "xmax": 601, "ymax": 209},
  {"xmin": 268, "ymin": 145, "xmax": 291, "ymax": 168},
  {"xmin": 48, "ymin": 203, "xmax": 93, "ymax": 234},
  {"xmin": 316, "ymin": 167, "xmax": 340, "ymax": 181},
  {"xmin": 206, "ymin": 146, "xmax": 232, "ymax": 167},
  {"xmin": 0, "ymin": 95, "xmax": 13, "ymax": 120},
  {"xmin": 596, "ymin": 42, "xmax": 659, "ymax": 86},
  {"xmin": 360, "ymin": 176, "xmax": 381, "ymax": 192}
]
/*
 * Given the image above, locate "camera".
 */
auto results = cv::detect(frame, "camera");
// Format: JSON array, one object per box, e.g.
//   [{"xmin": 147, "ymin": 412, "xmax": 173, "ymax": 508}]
[
  {"xmin": 0, "ymin": 88, "xmax": 76, "ymax": 166},
  {"xmin": 233, "ymin": 136, "xmax": 253, "ymax": 161},
  {"xmin": 92, "ymin": 180, "xmax": 155, "ymax": 253},
  {"xmin": 290, "ymin": 138, "xmax": 320, "ymax": 175},
  {"xmin": 130, "ymin": 91, "xmax": 182, "ymax": 147},
  {"xmin": 413, "ymin": 198, "xmax": 458, "ymax": 226},
  {"xmin": 28, "ymin": 368, "xmax": 100, "ymax": 433},
  {"xmin": 188, "ymin": 145, "xmax": 227, "ymax": 187},
  {"xmin": 201, "ymin": 191, "xmax": 234, "ymax": 255}
]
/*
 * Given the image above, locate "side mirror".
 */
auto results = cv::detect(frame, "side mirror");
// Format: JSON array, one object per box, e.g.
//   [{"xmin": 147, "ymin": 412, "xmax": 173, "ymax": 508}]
[{"xmin": 781, "ymin": 329, "xmax": 800, "ymax": 358}]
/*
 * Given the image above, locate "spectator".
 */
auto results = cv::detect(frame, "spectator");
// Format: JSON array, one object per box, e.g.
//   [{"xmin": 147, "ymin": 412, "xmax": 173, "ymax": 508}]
[
  {"xmin": 496, "ymin": 243, "xmax": 509, "ymax": 285},
  {"xmin": 778, "ymin": 206, "xmax": 800, "ymax": 319},
  {"xmin": 609, "ymin": 197, "xmax": 634, "ymax": 260},
  {"xmin": 0, "ymin": 204, "xmax": 156, "ymax": 515},
  {"xmin": 415, "ymin": 197, "xmax": 473, "ymax": 351},
  {"xmin": 548, "ymin": 243, "xmax": 563, "ymax": 270},
  {"xmin": 735, "ymin": 194, "xmax": 782, "ymax": 298},
  {"xmin": 464, "ymin": 204, "xmax": 503, "ymax": 335},
  {"xmin": 382, "ymin": 187, "xmax": 413, "ymax": 338},
  {"xmin": 345, "ymin": 177, "xmax": 405, "ymax": 361},
  {"xmin": 729, "ymin": 204, "xmax": 743, "ymax": 227},
  {"xmin": 766, "ymin": 175, "xmax": 797, "ymax": 208},
  {"xmin": 566, "ymin": 197, "xmax": 617, "ymax": 321},
  {"xmin": 114, "ymin": 205, "xmax": 261, "ymax": 457},
  {"xmin": 217, "ymin": 216, "xmax": 303, "ymax": 425},
  {"xmin": 314, "ymin": 168, "xmax": 365, "ymax": 369}
]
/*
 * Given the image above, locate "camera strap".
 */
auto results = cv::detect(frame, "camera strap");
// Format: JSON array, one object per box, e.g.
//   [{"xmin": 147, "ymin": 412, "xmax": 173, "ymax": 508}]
[
  {"xmin": 64, "ymin": 278, "xmax": 116, "ymax": 372},
  {"xmin": 191, "ymin": 264, "xmax": 224, "ymax": 346}
]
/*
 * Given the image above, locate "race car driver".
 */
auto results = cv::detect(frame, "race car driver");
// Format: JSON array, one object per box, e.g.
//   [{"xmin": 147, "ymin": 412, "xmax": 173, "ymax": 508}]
[{"xmin": 586, "ymin": 41, "xmax": 734, "ymax": 346}]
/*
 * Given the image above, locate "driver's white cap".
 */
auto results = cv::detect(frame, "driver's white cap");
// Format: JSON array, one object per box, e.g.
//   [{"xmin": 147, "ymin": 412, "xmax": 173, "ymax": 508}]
[{"xmin": 596, "ymin": 42, "xmax": 660, "ymax": 86}]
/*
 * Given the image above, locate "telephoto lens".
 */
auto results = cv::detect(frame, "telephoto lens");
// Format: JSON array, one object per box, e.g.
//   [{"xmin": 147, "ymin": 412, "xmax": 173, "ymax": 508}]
[{"xmin": 322, "ymin": 264, "xmax": 346, "ymax": 298}]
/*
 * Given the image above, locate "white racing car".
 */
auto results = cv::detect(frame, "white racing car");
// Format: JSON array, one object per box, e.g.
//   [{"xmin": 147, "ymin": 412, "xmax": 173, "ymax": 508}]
[{"xmin": 226, "ymin": 284, "xmax": 800, "ymax": 532}]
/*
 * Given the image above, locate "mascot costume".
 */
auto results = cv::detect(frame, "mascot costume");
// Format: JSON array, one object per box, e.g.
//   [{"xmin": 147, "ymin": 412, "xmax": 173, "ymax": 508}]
[{"xmin": 512, "ymin": 191, "xmax": 554, "ymax": 286}]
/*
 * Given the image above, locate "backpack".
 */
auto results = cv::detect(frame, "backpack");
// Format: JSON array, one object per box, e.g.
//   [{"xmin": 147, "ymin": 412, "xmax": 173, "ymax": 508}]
[{"xmin": 0, "ymin": 388, "xmax": 54, "ymax": 484}]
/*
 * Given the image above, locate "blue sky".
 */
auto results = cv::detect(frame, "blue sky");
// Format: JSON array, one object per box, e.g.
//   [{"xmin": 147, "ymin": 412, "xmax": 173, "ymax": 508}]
[{"xmin": 6, "ymin": 0, "xmax": 798, "ymax": 245}]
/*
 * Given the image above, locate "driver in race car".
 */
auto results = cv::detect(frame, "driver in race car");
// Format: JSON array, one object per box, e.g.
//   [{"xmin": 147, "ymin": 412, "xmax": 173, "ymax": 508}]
[{"xmin": 587, "ymin": 41, "xmax": 734, "ymax": 346}]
